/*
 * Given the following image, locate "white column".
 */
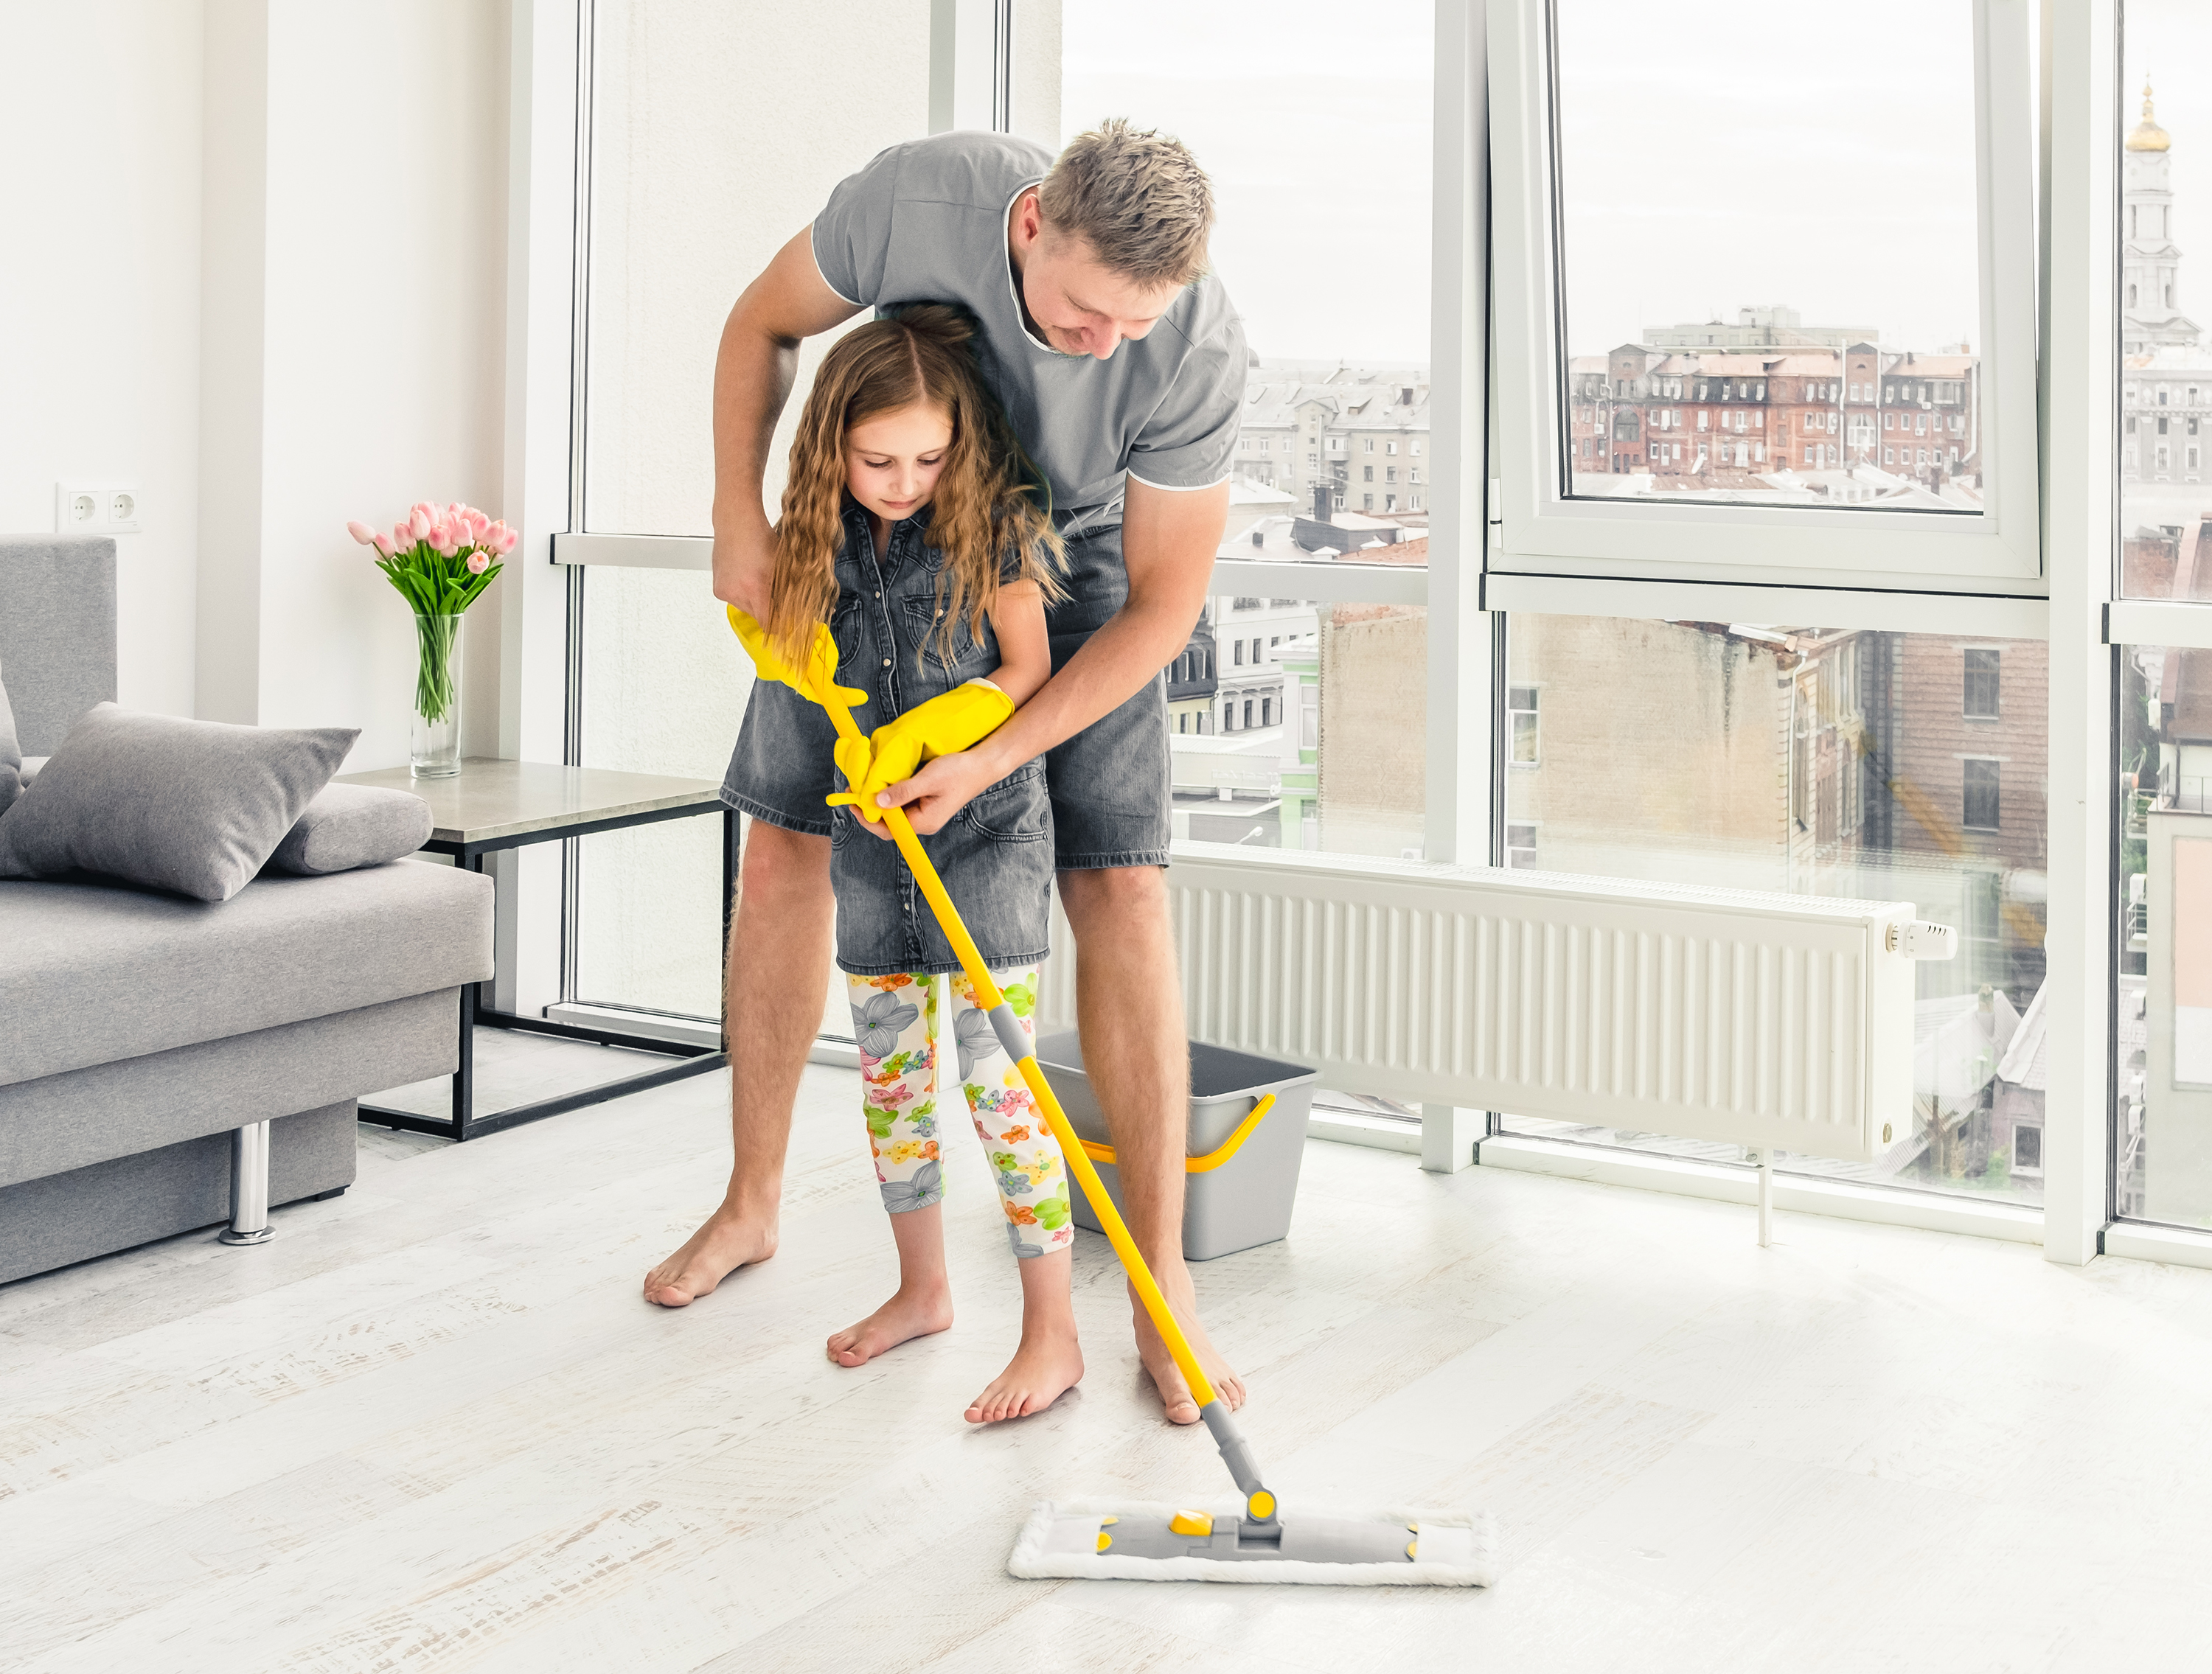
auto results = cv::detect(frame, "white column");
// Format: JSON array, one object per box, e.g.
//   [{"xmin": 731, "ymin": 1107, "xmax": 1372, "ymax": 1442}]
[
  {"xmin": 494, "ymin": 0, "xmax": 582, "ymax": 1016},
  {"xmin": 1421, "ymin": 0, "xmax": 1490, "ymax": 1173},
  {"xmin": 930, "ymin": 0, "xmax": 1003, "ymax": 135},
  {"xmin": 194, "ymin": 0, "xmax": 511, "ymax": 760},
  {"xmin": 2040, "ymin": 0, "xmax": 2119, "ymax": 1266}
]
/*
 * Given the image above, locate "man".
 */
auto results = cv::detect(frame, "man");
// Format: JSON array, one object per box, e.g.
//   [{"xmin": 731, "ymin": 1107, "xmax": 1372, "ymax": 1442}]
[{"xmin": 643, "ymin": 120, "xmax": 1248, "ymax": 1426}]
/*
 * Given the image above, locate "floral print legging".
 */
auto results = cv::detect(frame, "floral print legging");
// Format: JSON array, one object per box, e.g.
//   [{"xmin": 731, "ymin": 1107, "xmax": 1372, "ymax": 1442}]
[{"xmin": 846, "ymin": 966, "xmax": 1074, "ymax": 1258}]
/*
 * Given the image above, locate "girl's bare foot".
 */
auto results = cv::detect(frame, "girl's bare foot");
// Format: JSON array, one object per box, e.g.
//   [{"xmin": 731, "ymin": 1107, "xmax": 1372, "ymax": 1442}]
[
  {"xmin": 964, "ymin": 1324, "xmax": 1084, "ymax": 1423},
  {"xmin": 827, "ymin": 1284, "xmax": 955, "ymax": 1367},
  {"xmin": 644, "ymin": 1205, "xmax": 779, "ymax": 1308}
]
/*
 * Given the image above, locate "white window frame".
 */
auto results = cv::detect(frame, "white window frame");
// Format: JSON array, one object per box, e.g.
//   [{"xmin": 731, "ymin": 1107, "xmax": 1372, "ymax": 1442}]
[{"xmin": 1484, "ymin": 0, "xmax": 2042, "ymax": 593}]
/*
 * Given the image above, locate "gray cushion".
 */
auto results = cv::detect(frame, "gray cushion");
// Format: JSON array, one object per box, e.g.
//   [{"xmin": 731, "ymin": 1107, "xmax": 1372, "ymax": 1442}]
[
  {"xmin": 18, "ymin": 756, "xmax": 45, "ymax": 788},
  {"xmin": 0, "ymin": 860, "xmax": 493, "ymax": 1088},
  {"xmin": 0, "ymin": 665, "xmax": 19, "ymax": 816},
  {"xmin": 267, "ymin": 783, "xmax": 432, "ymax": 876},
  {"xmin": 0, "ymin": 703, "xmax": 358, "ymax": 901}
]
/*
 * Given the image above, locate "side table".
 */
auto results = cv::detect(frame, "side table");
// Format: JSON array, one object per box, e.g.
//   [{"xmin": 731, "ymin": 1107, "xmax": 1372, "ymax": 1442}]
[{"xmin": 338, "ymin": 758, "xmax": 736, "ymax": 1142}]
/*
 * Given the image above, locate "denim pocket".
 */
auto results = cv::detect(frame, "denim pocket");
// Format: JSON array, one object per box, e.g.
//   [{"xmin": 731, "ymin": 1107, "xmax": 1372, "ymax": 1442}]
[
  {"xmin": 962, "ymin": 760, "xmax": 1050, "ymax": 843},
  {"xmin": 901, "ymin": 593, "xmax": 992, "ymax": 676}
]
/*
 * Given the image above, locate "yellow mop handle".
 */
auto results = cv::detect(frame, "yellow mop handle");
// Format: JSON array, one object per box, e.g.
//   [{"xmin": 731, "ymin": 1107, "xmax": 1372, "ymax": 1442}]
[{"xmin": 822, "ymin": 700, "xmax": 1217, "ymax": 1411}]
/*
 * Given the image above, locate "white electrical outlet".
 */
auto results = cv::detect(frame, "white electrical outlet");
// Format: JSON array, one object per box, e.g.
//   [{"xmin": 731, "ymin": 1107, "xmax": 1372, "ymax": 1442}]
[
  {"xmin": 57, "ymin": 483, "xmax": 102, "ymax": 531},
  {"xmin": 53, "ymin": 482, "xmax": 143, "ymax": 534}
]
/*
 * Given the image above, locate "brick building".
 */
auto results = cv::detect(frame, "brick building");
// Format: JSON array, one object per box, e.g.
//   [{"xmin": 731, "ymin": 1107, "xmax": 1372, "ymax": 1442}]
[
  {"xmin": 1874, "ymin": 352, "xmax": 1975, "ymax": 481},
  {"xmin": 1769, "ymin": 353, "xmax": 1846, "ymax": 471},
  {"xmin": 1562, "ymin": 321, "xmax": 1978, "ymax": 493}
]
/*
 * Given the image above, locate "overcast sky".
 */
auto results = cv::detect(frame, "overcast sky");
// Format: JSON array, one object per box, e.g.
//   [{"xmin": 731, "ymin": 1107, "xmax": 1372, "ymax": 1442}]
[
  {"xmin": 1554, "ymin": 1, "xmax": 1986, "ymax": 356},
  {"xmin": 1063, "ymin": 2, "xmax": 2212, "ymax": 368},
  {"xmin": 1061, "ymin": 0, "xmax": 1434, "ymax": 366}
]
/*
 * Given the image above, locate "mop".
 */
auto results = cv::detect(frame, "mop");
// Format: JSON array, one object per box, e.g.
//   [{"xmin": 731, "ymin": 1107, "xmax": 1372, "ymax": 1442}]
[{"xmin": 745, "ymin": 610, "xmax": 1495, "ymax": 1588}]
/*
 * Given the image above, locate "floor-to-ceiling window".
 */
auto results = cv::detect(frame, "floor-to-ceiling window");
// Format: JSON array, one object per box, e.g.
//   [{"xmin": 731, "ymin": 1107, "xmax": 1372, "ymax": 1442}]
[
  {"xmin": 2112, "ymin": 0, "xmax": 2212, "ymax": 1231},
  {"xmin": 542, "ymin": 2, "xmax": 2171, "ymax": 1250}
]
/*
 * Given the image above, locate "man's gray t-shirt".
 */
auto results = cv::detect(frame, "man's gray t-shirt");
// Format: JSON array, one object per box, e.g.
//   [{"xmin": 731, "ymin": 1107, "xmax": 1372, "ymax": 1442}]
[{"xmin": 811, "ymin": 130, "xmax": 1247, "ymax": 634}]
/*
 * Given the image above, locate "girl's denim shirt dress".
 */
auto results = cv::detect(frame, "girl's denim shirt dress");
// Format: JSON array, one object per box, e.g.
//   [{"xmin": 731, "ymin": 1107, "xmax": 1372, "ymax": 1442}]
[{"xmin": 827, "ymin": 499, "xmax": 1052, "ymax": 977}]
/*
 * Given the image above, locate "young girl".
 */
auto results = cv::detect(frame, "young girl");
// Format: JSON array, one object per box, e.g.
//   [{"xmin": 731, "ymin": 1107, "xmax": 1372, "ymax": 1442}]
[{"xmin": 734, "ymin": 305, "xmax": 1079, "ymax": 1424}]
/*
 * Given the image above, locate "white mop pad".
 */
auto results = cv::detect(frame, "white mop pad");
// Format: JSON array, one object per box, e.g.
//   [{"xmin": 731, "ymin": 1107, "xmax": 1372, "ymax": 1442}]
[{"xmin": 1008, "ymin": 1498, "xmax": 1497, "ymax": 1587}]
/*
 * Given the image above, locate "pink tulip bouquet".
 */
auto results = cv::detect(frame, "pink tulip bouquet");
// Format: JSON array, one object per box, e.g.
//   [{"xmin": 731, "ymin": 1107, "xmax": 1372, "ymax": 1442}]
[{"xmin": 346, "ymin": 503, "xmax": 517, "ymax": 768}]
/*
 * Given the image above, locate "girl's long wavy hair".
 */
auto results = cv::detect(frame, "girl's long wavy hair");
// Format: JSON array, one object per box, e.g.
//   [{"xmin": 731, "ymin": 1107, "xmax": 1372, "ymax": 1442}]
[{"xmin": 768, "ymin": 304, "xmax": 1064, "ymax": 669}]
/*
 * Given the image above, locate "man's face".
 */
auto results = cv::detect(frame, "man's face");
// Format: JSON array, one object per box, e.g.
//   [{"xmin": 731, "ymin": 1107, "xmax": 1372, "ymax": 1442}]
[{"xmin": 1018, "ymin": 225, "xmax": 1181, "ymax": 361}]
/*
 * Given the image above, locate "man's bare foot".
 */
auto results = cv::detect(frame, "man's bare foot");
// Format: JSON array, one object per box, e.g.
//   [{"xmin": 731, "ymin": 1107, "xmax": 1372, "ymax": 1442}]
[
  {"xmin": 826, "ymin": 1285, "xmax": 954, "ymax": 1367},
  {"xmin": 964, "ymin": 1325, "xmax": 1083, "ymax": 1423},
  {"xmin": 1131, "ymin": 1284, "xmax": 1245, "ymax": 1426},
  {"xmin": 643, "ymin": 1206, "xmax": 779, "ymax": 1308}
]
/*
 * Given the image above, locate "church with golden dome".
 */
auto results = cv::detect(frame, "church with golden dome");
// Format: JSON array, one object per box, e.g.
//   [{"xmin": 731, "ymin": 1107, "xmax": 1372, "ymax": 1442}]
[
  {"xmin": 2124, "ymin": 82, "xmax": 2198, "ymax": 354},
  {"xmin": 2119, "ymin": 81, "xmax": 2212, "ymax": 491}
]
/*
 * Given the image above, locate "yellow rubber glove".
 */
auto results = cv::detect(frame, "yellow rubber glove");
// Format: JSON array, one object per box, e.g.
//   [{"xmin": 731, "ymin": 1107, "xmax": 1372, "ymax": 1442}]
[
  {"xmin": 827, "ymin": 679, "xmax": 1015, "ymax": 823},
  {"xmin": 726, "ymin": 607, "xmax": 868, "ymax": 713}
]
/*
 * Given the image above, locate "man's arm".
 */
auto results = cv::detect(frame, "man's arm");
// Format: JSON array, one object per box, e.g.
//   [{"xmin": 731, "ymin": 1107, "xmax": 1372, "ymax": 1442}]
[
  {"xmin": 711, "ymin": 226, "xmax": 863, "ymax": 615},
  {"xmin": 871, "ymin": 476, "xmax": 1230, "ymax": 834}
]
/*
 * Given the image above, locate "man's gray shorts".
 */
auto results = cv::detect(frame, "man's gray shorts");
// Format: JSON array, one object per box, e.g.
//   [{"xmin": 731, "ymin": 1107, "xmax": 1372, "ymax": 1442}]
[{"xmin": 720, "ymin": 529, "xmax": 1172, "ymax": 871}]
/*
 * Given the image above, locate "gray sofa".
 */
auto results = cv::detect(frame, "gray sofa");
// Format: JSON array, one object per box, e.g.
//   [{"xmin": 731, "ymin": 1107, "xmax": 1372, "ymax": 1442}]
[{"xmin": 0, "ymin": 535, "xmax": 493, "ymax": 1285}]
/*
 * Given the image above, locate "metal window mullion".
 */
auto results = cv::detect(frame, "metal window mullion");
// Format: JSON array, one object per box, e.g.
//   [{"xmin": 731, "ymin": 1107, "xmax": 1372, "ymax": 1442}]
[{"xmin": 561, "ymin": 0, "xmax": 599, "ymax": 1010}]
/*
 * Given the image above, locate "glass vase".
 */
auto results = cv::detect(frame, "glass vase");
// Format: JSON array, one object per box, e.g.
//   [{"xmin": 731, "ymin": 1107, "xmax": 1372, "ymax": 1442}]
[{"xmin": 410, "ymin": 613, "xmax": 463, "ymax": 778}]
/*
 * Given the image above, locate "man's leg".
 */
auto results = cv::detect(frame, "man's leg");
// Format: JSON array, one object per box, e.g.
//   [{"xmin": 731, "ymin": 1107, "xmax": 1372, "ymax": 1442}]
[
  {"xmin": 1057, "ymin": 865, "xmax": 1246, "ymax": 1423},
  {"xmin": 644, "ymin": 820, "xmax": 834, "ymax": 1306}
]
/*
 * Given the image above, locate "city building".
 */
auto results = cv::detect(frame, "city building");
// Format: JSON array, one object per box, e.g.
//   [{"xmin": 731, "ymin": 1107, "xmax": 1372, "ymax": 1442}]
[
  {"xmin": 1570, "ymin": 334, "xmax": 1978, "ymax": 493},
  {"xmin": 1164, "ymin": 608, "xmax": 1217, "ymax": 735},
  {"xmin": 2122, "ymin": 82, "xmax": 2199, "ymax": 352},
  {"xmin": 2121, "ymin": 83, "xmax": 2212, "ymax": 489},
  {"xmin": 1233, "ymin": 363, "xmax": 1430, "ymax": 515}
]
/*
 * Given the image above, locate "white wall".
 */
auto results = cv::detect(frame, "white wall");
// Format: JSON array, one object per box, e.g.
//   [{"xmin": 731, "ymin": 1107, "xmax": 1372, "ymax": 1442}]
[
  {"xmin": 200, "ymin": 0, "xmax": 509, "ymax": 767},
  {"xmin": 2, "ymin": 1, "xmax": 510, "ymax": 766},
  {"xmin": 0, "ymin": 0, "xmax": 207, "ymax": 716}
]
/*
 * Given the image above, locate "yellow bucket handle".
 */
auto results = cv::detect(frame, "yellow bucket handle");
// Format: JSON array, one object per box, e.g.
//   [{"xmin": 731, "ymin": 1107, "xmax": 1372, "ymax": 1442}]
[{"xmin": 1078, "ymin": 1092, "xmax": 1277, "ymax": 1175}]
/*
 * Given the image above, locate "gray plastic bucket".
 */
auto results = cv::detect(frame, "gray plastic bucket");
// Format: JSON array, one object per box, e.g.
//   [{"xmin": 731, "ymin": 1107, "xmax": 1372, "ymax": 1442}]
[{"xmin": 1033, "ymin": 1032, "xmax": 1321, "ymax": 1261}]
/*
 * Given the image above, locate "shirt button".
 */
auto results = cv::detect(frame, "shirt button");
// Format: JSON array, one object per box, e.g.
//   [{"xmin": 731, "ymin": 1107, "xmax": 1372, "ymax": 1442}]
[{"xmin": 882, "ymin": 658, "xmax": 891, "ymax": 668}]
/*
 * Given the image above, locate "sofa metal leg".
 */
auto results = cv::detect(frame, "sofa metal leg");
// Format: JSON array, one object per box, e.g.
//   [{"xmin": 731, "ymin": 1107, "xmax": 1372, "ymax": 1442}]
[{"xmin": 218, "ymin": 1120, "xmax": 275, "ymax": 1246}]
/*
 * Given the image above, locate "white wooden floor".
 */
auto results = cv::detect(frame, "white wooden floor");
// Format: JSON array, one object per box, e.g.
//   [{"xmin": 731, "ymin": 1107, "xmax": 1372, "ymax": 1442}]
[{"xmin": 5, "ymin": 1041, "xmax": 2212, "ymax": 1673}]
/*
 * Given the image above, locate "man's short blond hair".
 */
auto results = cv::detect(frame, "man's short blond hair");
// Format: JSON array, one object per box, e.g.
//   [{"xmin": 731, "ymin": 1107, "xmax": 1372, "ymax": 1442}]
[{"xmin": 1037, "ymin": 119, "xmax": 1214, "ymax": 290}]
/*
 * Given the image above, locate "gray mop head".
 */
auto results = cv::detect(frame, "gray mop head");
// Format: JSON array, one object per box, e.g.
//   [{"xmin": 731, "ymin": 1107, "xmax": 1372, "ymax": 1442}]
[{"xmin": 1009, "ymin": 1498, "xmax": 1497, "ymax": 1587}]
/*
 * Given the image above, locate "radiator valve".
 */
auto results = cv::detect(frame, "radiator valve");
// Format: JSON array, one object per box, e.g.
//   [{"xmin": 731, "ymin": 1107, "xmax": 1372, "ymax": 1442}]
[{"xmin": 1886, "ymin": 920, "xmax": 1957, "ymax": 960}]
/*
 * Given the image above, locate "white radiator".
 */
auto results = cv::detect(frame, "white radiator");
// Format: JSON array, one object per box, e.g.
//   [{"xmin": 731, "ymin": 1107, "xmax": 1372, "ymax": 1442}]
[{"xmin": 1040, "ymin": 843, "xmax": 1926, "ymax": 1163}]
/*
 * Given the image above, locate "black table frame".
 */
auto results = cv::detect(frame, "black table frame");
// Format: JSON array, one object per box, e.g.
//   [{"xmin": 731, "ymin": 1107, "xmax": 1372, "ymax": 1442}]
[{"xmin": 360, "ymin": 801, "xmax": 739, "ymax": 1143}]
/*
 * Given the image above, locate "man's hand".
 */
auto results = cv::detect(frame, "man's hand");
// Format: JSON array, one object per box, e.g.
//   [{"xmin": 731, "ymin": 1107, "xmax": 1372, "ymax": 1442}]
[
  {"xmin": 712, "ymin": 520, "xmax": 776, "ymax": 620},
  {"xmin": 831, "ymin": 680, "xmax": 1015, "ymax": 834},
  {"xmin": 853, "ymin": 750, "xmax": 1004, "ymax": 838}
]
